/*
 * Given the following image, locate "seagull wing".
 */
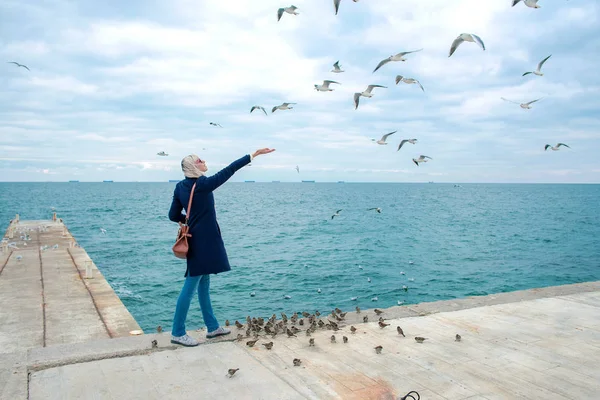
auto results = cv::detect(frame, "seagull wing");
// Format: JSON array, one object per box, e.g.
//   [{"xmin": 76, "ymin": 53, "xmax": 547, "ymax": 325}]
[
  {"xmin": 544, "ymin": 144, "xmax": 551, "ymax": 150},
  {"xmin": 272, "ymin": 106, "xmax": 278, "ymax": 113},
  {"xmin": 557, "ymin": 143, "xmax": 570, "ymax": 148},
  {"xmin": 336, "ymin": 209, "xmax": 343, "ymax": 213},
  {"xmin": 353, "ymin": 92, "xmax": 361, "ymax": 109},
  {"xmin": 413, "ymin": 159, "xmax": 419, "ymax": 166},
  {"xmin": 416, "ymin": 80, "xmax": 424, "ymax": 91},
  {"xmin": 522, "ymin": 71, "xmax": 533, "ymax": 76},
  {"xmin": 471, "ymin": 34, "xmax": 485, "ymax": 51},
  {"xmin": 366, "ymin": 84, "xmax": 386, "ymax": 93},
  {"xmin": 397, "ymin": 139, "xmax": 408, "ymax": 151},
  {"xmin": 372, "ymin": 57, "xmax": 391, "ymax": 73},
  {"xmin": 333, "ymin": 0, "xmax": 341, "ymax": 15},
  {"xmin": 501, "ymin": 97, "xmax": 520, "ymax": 105},
  {"xmin": 277, "ymin": 7, "xmax": 284, "ymax": 21},
  {"xmin": 537, "ymin": 54, "xmax": 551, "ymax": 71},
  {"xmin": 512, "ymin": 0, "xmax": 522, "ymax": 6},
  {"xmin": 260, "ymin": 106, "xmax": 267, "ymax": 115},
  {"xmin": 397, "ymin": 48, "xmax": 423, "ymax": 57},
  {"xmin": 422, "ymin": 155, "xmax": 433, "ymax": 160},
  {"xmin": 250, "ymin": 106, "xmax": 257, "ymax": 113},
  {"xmin": 395, "ymin": 75, "xmax": 403, "ymax": 85},
  {"xmin": 324, "ymin": 80, "xmax": 340, "ymax": 85},
  {"xmin": 333, "ymin": 60, "xmax": 340, "ymax": 69},
  {"xmin": 381, "ymin": 131, "xmax": 397, "ymax": 141},
  {"xmin": 449, "ymin": 36, "xmax": 465, "ymax": 57},
  {"xmin": 526, "ymin": 98, "xmax": 542, "ymax": 105}
]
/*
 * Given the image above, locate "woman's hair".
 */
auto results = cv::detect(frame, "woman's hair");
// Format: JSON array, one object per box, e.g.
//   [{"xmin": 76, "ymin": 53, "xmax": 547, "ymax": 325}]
[{"xmin": 181, "ymin": 154, "xmax": 205, "ymax": 178}]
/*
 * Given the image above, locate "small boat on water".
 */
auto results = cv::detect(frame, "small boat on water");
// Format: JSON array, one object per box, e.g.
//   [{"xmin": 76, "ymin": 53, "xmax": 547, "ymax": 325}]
[
  {"xmin": 68, "ymin": 180, "xmax": 79, "ymax": 183},
  {"xmin": 103, "ymin": 180, "xmax": 113, "ymax": 182},
  {"xmin": 244, "ymin": 180, "xmax": 255, "ymax": 183},
  {"xmin": 302, "ymin": 180, "xmax": 315, "ymax": 183},
  {"xmin": 337, "ymin": 181, "xmax": 345, "ymax": 183}
]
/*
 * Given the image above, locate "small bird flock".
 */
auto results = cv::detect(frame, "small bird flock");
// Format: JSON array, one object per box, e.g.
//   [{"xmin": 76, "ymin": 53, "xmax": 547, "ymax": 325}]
[
  {"xmin": 158, "ymin": 307, "xmax": 462, "ymax": 381},
  {"xmin": 6, "ymin": 0, "xmax": 573, "ymax": 173}
]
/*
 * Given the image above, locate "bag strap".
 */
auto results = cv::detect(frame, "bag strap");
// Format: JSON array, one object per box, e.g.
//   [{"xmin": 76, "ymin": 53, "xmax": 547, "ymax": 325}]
[{"xmin": 184, "ymin": 182, "xmax": 197, "ymax": 225}]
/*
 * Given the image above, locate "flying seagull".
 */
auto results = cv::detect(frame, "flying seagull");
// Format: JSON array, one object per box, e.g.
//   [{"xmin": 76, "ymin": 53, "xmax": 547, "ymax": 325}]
[
  {"xmin": 367, "ymin": 207, "xmax": 382, "ymax": 213},
  {"xmin": 545, "ymin": 143, "xmax": 570, "ymax": 151},
  {"xmin": 373, "ymin": 49, "xmax": 423, "ymax": 73},
  {"xmin": 7, "ymin": 61, "xmax": 30, "ymax": 71},
  {"xmin": 331, "ymin": 60, "xmax": 344, "ymax": 73},
  {"xmin": 157, "ymin": 151, "xmax": 169, "ymax": 156},
  {"xmin": 395, "ymin": 75, "xmax": 424, "ymax": 91},
  {"xmin": 413, "ymin": 155, "xmax": 432, "ymax": 166},
  {"xmin": 278, "ymin": 5, "xmax": 299, "ymax": 21},
  {"xmin": 449, "ymin": 33, "xmax": 485, "ymax": 57},
  {"xmin": 209, "ymin": 122, "xmax": 223, "ymax": 127},
  {"xmin": 512, "ymin": 0, "xmax": 541, "ymax": 8},
  {"xmin": 501, "ymin": 97, "xmax": 542, "ymax": 109},
  {"xmin": 250, "ymin": 106, "xmax": 268, "ymax": 115},
  {"xmin": 331, "ymin": 209, "xmax": 342, "ymax": 219},
  {"xmin": 354, "ymin": 84, "xmax": 387, "ymax": 109},
  {"xmin": 523, "ymin": 55, "xmax": 551, "ymax": 77},
  {"xmin": 372, "ymin": 131, "xmax": 396, "ymax": 145},
  {"xmin": 314, "ymin": 80, "xmax": 341, "ymax": 92},
  {"xmin": 397, "ymin": 139, "xmax": 417, "ymax": 151},
  {"xmin": 295, "ymin": 165, "xmax": 300, "ymax": 173},
  {"xmin": 333, "ymin": 0, "xmax": 359, "ymax": 15},
  {"xmin": 272, "ymin": 102, "xmax": 296, "ymax": 113}
]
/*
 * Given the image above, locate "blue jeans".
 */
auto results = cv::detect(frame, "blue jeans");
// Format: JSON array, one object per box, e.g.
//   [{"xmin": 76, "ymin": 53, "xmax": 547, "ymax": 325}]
[{"xmin": 171, "ymin": 274, "xmax": 219, "ymax": 336}]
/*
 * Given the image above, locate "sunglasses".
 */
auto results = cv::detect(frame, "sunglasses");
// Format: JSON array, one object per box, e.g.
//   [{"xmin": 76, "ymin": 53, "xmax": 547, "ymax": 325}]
[{"xmin": 195, "ymin": 158, "xmax": 205, "ymax": 164}]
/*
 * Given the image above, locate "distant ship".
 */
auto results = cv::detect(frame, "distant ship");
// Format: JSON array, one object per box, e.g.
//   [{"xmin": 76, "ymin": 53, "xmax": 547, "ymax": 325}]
[
  {"xmin": 337, "ymin": 181, "xmax": 345, "ymax": 183},
  {"xmin": 103, "ymin": 180, "xmax": 113, "ymax": 182},
  {"xmin": 272, "ymin": 180, "xmax": 280, "ymax": 183},
  {"xmin": 244, "ymin": 180, "xmax": 255, "ymax": 183},
  {"xmin": 302, "ymin": 180, "xmax": 315, "ymax": 183},
  {"xmin": 68, "ymin": 180, "xmax": 79, "ymax": 183},
  {"xmin": 168, "ymin": 180, "xmax": 179, "ymax": 182}
]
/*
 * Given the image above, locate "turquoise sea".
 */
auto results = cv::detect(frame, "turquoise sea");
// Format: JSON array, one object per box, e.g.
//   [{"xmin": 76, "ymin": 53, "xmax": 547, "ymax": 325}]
[{"xmin": 1, "ymin": 182, "xmax": 599, "ymax": 333}]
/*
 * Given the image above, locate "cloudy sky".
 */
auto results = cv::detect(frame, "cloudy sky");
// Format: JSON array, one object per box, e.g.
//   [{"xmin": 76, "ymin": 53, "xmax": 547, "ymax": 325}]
[{"xmin": 1, "ymin": 0, "xmax": 599, "ymax": 183}]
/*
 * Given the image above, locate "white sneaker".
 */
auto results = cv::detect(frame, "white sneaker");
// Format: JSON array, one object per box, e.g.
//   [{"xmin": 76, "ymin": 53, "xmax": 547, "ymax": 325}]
[
  {"xmin": 206, "ymin": 326, "xmax": 231, "ymax": 339},
  {"xmin": 171, "ymin": 334, "xmax": 199, "ymax": 347}
]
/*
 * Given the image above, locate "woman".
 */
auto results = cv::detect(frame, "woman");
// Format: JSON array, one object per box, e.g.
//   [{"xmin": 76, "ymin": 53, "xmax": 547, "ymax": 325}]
[{"xmin": 168, "ymin": 148, "xmax": 275, "ymax": 346}]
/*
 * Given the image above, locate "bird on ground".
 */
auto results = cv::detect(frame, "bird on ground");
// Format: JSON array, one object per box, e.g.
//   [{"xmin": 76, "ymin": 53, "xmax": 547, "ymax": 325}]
[
  {"xmin": 372, "ymin": 131, "xmax": 396, "ymax": 145},
  {"xmin": 314, "ymin": 80, "xmax": 341, "ymax": 92},
  {"xmin": 374, "ymin": 345, "xmax": 383, "ymax": 354},
  {"xmin": 333, "ymin": 0, "xmax": 359, "ymax": 15},
  {"xmin": 156, "ymin": 326, "xmax": 163, "ymax": 333},
  {"xmin": 295, "ymin": 165, "xmax": 300, "ymax": 173},
  {"xmin": 363, "ymin": 316, "xmax": 368, "ymax": 322},
  {"xmin": 331, "ymin": 209, "xmax": 342, "ymax": 219},
  {"xmin": 413, "ymin": 155, "xmax": 433, "ymax": 166},
  {"xmin": 379, "ymin": 321, "xmax": 390, "ymax": 328},
  {"xmin": 331, "ymin": 335, "xmax": 336, "ymax": 343},
  {"xmin": 278, "ymin": 5, "xmax": 299, "ymax": 21},
  {"xmin": 262, "ymin": 342, "xmax": 274, "ymax": 350},
  {"xmin": 455, "ymin": 334, "xmax": 462, "ymax": 342},
  {"xmin": 343, "ymin": 336, "xmax": 348, "ymax": 343},
  {"xmin": 227, "ymin": 368, "xmax": 239, "ymax": 378},
  {"xmin": 350, "ymin": 326, "xmax": 357, "ymax": 334},
  {"xmin": 373, "ymin": 49, "xmax": 423, "ymax": 73},
  {"xmin": 209, "ymin": 122, "xmax": 222, "ymax": 127},
  {"xmin": 250, "ymin": 106, "xmax": 268, "ymax": 115},
  {"xmin": 272, "ymin": 102, "xmax": 296, "ymax": 113},
  {"xmin": 395, "ymin": 76, "xmax": 424, "ymax": 91},
  {"xmin": 151, "ymin": 339, "xmax": 158, "ymax": 348},
  {"xmin": 374, "ymin": 309, "xmax": 384, "ymax": 315},
  {"xmin": 309, "ymin": 338, "xmax": 315, "ymax": 346},
  {"xmin": 448, "ymin": 33, "xmax": 485, "ymax": 57},
  {"xmin": 512, "ymin": 0, "xmax": 541, "ymax": 8},
  {"xmin": 293, "ymin": 358, "xmax": 302, "ymax": 366},
  {"xmin": 367, "ymin": 207, "xmax": 382, "ymax": 213},
  {"xmin": 397, "ymin": 326, "xmax": 405, "ymax": 337},
  {"xmin": 501, "ymin": 97, "xmax": 542, "ymax": 109},
  {"xmin": 415, "ymin": 337, "xmax": 427, "ymax": 343},
  {"xmin": 246, "ymin": 339, "xmax": 258, "ymax": 347},
  {"xmin": 545, "ymin": 143, "xmax": 570, "ymax": 151},
  {"xmin": 331, "ymin": 60, "xmax": 344, "ymax": 73},
  {"xmin": 355, "ymin": 306, "xmax": 360, "ymax": 313},
  {"xmin": 354, "ymin": 85, "xmax": 387, "ymax": 109},
  {"xmin": 523, "ymin": 55, "xmax": 551, "ymax": 76},
  {"xmin": 7, "ymin": 61, "xmax": 30, "ymax": 71},
  {"xmin": 397, "ymin": 139, "xmax": 417, "ymax": 151},
  {"xmin": 157, "ymin": 151, "xmax": 168, "ymax": 156}
]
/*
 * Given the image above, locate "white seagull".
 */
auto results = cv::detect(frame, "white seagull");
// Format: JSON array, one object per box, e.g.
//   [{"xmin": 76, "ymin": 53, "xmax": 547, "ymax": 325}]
[
  {"xmin": 314, "ymin": 80, "xmax": 341, "ymax": 92},
  {"xmin": 397, "ymin": 139, "xmax": 417, "ymax": 151},
  {"xmin": 295, "ymin": 165, "xmax": 300, "ymax": 173},
  {"xmin": 373, "ymin": 49, "xmax": 423, "ymax": 73},
  {"xmin": 331, "ymin": 209, "xmax": 342, "ymax": 219},
  {"xmin": 331, "ymin": 60, "xmax": 344, "ymax": 73},
  {"xmin": 367, "ymin": 207, "xmax": 382, "ymax": 213},
  {"xmin": 250, "ymin": 106, "xmax": 268, "ymax": 115},
  {"xmin": 501, "ymin": 97, "xmax": 542, "ymax": 109},
  {"xmin": 545, "ymin": 143, "xmax": 570, "ymax": 151},
  {"xmin": 512, "ymin": 0, "xmax": 541, "ymax": 9},
  {"xmin": 354, "ymin": 84, "xmax": 387, "ymax": 109},
  {"xmin": 209, "ymin": 122, "xmax": 223, "ymax": 127},
  {"xmin": 395, "ymin": 75, "xmax": 424, "ymax": 92},
  {"xmin": 278, "ymin": 5, "xmax": 299, "ymax": 21},
  {"xmin": 449, "ymin": 33, "xmax": 485, "ymax": 57},
  {"xmin": 7, "ymin": 61, "xmax": 30, "ymax": 71},
  {"xmin": 157, "ymin": 151, "xmax": 169, "ymax": 156},
  {"xmin": 413, "ymin": 155, "xmax": 433, "ymax": 166},
  {"xmin": 100, "ymin": 228, "xmax": 107, "ymax": 234},
  {"xmin": 523, "ymin": 55, "xmax": 551, "ymax": 77},
  {"xmin": 333, "ymin": 0, "xmax": 359, "ymax": 15},
  {"xmin": 272, "ymin": 102, "xmax": 296, "ymax": 113},
  {"xmin": 372, "ymin": 131, "xmax": 396, "ymax": 145}
]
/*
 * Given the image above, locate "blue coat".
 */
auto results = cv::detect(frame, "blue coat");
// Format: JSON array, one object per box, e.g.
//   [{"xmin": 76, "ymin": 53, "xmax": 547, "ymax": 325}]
[{"xmin": 168, "ymin": 155, "xmax": 251, "ymax": 277}]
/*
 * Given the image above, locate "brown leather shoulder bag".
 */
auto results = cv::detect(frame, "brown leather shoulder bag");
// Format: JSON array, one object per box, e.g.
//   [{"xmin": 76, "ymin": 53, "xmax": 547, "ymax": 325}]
[{"xmin": 172, "ymin": 182, "xmax": 197, "ymax": 259}]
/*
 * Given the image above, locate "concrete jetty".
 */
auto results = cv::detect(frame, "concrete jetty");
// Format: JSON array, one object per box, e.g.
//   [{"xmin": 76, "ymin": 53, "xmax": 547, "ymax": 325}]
[{"xmin": 2, "ymin": 218, "xmax": 600, "ymax": 399}]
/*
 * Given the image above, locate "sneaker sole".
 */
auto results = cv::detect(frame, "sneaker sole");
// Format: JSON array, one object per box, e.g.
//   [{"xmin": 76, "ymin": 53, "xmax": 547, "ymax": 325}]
[
  {"xmin": 206, "ymin": 331, "xmax": 232, "ymax": 339},
  {"xmin": 170, "ymin": 339, "xmax": 199, "ymax": 347}
]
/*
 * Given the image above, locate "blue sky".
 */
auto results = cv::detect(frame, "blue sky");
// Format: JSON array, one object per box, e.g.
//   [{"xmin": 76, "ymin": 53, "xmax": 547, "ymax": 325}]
[{"xmin": 1, "ymin": 0, "xmax": 599, "ymax": 183}]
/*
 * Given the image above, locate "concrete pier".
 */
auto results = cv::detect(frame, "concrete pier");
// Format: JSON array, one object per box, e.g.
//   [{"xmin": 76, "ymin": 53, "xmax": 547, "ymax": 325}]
[{"xmin": 1, "ymin": 219, "xmax": 600, "ymax": 399}]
